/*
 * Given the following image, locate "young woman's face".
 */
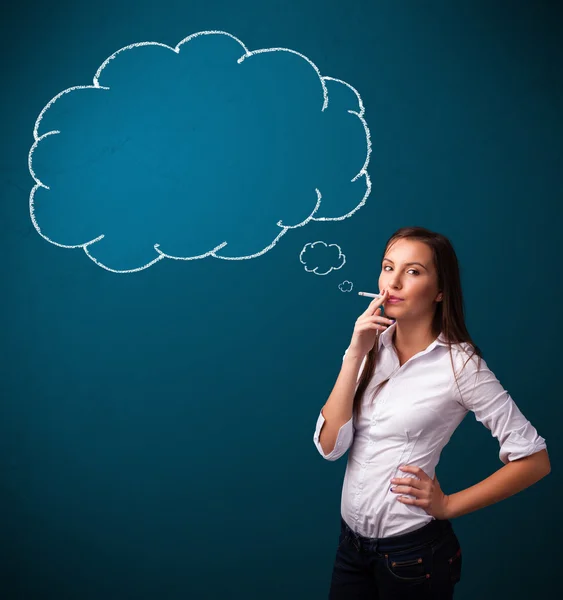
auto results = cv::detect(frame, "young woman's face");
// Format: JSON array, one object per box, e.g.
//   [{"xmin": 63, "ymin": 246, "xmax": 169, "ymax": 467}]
[{"xmin": 377, "ymin": 238, "xmax": 442, "ymax": 320}]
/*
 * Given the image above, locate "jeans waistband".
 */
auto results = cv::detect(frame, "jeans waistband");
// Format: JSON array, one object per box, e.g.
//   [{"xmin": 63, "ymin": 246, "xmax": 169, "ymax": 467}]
[{"xmin": 341, "ymin": 516, "xmax": 452, "ymax": 554}]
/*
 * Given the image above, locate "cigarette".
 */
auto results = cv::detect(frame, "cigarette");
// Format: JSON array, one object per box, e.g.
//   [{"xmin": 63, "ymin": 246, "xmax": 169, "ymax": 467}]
[{"xmin": 358, "ymin": 291, "xmax": 382, "ymax": 299}]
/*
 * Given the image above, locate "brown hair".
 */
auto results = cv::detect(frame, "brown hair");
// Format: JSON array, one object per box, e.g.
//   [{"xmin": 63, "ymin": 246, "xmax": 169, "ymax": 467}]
[{"xmin": 353, "ymin": 226, "xmax": 482, "ymax": 418}]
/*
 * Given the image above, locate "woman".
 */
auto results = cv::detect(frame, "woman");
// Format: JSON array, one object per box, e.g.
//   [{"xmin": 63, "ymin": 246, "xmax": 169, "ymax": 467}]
[{"xmin": 313, "ymin": 226, "xmax": 550, "ymax": 599}]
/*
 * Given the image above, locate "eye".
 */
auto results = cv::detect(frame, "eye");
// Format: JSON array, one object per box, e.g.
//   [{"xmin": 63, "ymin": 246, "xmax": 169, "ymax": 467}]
[{"xmin": 382, "ymin": 265, "xmax": 420, "ymax": 275}]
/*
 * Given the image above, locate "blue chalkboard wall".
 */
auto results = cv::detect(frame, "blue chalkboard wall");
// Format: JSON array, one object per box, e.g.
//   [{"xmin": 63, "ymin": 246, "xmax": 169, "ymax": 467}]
[{"xmin": 1, "ymin": 1, "xmax": 561, "ymax": 598}]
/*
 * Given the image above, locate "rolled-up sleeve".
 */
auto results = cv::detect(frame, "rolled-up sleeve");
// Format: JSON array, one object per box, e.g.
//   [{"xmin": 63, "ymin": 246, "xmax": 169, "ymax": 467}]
[
  {"xmin": 313, "ymin": 410, "xmax": 354, "ymax": 460},
  {"xmin": 455, "ymin": 356, "xmax": 547, "ymax": 464}
]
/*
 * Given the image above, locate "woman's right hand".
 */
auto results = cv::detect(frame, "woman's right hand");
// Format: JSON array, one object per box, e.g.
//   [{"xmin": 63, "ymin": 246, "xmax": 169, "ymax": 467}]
[{"xmin": 347, "ymin": 289, "xmax": 395, "ymax": 357}]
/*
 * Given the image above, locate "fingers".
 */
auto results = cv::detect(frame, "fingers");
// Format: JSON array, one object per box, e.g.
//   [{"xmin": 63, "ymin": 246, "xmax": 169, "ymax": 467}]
[
  {"xmin": 390, "ymin": 478, "xmax": 432, "ymax": 501},
  {"xmin": 357, "ymin": 313, "xmax": 394, "ymax": 331},
  {"xmin": 358, "ymin": 313, "xmax": 394, "ymax": 325},
  {"xmin": 360, "ymin": 289, "xmax": 389, "ymax": 316},
  {"xmin": 355, "ymin": 322, "xmax": 388, "ymax": 335},
  {"xmin": 369, "ymin": 289, "xmax": 388, "ymax": 315},
  {"xmin": 396, "ymin": 495, "xmax": 430, "ymax": 508},
  {"xmin": 391, "ymin": 476, "xmax": 423, "ymax": 490},
  {"xmin": 390, "ymin": 485, "xmax": 424, "ymax": 498}
]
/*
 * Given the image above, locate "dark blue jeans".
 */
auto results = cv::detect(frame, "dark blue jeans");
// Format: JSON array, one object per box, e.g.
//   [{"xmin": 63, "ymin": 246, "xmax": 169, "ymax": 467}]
[{"xmin": 328, "ymin": 516, "xmax": 462, "ymax": 599}]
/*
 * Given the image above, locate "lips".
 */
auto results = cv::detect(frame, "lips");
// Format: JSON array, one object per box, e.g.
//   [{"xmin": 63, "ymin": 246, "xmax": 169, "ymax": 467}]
[{"xmin": 388, "ymin": 296, "xmax": 404, "ymax": 301}]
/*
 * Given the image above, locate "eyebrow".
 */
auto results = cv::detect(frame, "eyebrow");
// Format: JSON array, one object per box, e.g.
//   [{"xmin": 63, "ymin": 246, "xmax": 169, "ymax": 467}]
[{"xmin": 382, "ymin": 258, "xmax": 428, "ymax": 270}]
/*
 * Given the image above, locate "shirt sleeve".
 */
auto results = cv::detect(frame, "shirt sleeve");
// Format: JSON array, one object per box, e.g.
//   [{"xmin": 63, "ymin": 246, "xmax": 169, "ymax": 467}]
[
  {"xmin": 312, "ymin": 347, "xmax": 366, "ymax": 461},
  {"xmin": 454, "ymin": 354, "xmax": 547, "ymax": 464},
  {"xmin": 313, "ymin": 410, "xmax": 354, "ymax": 461}
]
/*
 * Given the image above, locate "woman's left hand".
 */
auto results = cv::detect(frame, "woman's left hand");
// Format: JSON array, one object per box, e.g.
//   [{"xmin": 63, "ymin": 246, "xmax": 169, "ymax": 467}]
[{"xmin": 391, "ymin": 465, "xmax": 451, "ymax": 520}]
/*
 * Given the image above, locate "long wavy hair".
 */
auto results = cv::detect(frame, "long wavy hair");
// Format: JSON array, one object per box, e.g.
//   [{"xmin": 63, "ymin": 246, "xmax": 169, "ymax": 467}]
[{"xmin": 353, "ymin": 226, "xmax": 482, "ymax": 418}]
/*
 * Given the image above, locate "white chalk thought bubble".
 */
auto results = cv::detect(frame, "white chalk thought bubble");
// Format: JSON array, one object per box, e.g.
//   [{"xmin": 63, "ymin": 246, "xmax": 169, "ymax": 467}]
[
  {"xmin": 299, "ymin": 241, "xmax": 345, "ymax": 276},
  {"xmin": 339, "ymin": 280, "xmax": 353, "ymax": 292},
  {"xmin": 29, "ymin": 30, "xmax": 372, "ymax": 273}
]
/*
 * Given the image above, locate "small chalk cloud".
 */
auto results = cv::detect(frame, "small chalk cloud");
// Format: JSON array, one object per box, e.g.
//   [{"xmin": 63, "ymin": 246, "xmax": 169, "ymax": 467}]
[
  {"xmin": 29, "ymin": 31, "xmax": 372, "ymax": 273},
  {"xmin": 339, "ymin": 280, "xmax": 353, "ymax": 293},
  {"xmin": 299, "ymin": 241, "xmax": 345, "ymax": 276}
]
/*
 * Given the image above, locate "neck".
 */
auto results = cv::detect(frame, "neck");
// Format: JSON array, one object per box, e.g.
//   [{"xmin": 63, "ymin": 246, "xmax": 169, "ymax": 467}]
[{"xmin": 392, "ymin": 316, "xmax": 438, "ymax": 355}]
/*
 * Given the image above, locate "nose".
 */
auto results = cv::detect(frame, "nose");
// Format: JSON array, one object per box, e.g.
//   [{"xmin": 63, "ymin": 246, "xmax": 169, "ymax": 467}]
[{"xmin": 386, "ymin": 273, "xmax": 402, "ymax": 290}]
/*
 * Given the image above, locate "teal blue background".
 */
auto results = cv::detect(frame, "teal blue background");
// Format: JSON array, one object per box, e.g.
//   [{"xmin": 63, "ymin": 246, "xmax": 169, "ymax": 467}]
[{"xmin": 1, "ymin": 1, "xmax": 561, "ymax": 598}]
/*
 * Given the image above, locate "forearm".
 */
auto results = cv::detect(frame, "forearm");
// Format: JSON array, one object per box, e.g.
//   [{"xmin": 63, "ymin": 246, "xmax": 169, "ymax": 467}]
[
  {"xmin": 318, "ymin": 353, "xmax": 364, "ymax": 455},
  {"xmin": 445, "ymin": 448, "xmax": 551, "ymax": 519}
]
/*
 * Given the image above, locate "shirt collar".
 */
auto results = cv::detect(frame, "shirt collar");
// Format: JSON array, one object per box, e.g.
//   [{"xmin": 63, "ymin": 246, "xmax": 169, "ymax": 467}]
[{"xmin": 379, "ymin": 322, "xmax": 449, "ymax": 352}]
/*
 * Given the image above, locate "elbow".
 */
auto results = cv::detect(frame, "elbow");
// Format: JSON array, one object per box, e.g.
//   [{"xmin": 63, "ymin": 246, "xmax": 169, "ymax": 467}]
[
  {"xmin": 322, "ymin": 447, "xmax": 343, "ymax": 461},
  {"xmin": 511, "ymin": 447, "xmax": 551, "ymax": 479},
  {"xmin": 538, "ymin": 448, "xmax": 551, "ymax": 476},
  {"xmin": 313, "ymin": 436, "xmax": 344, "ymax": 461},
  {"xmin": 531, "ymin": 447, "xmax": 551, "ymax": 477}
]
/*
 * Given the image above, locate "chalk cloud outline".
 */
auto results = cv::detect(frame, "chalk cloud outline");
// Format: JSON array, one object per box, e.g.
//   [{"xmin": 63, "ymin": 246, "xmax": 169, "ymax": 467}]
[
  {"xmin": 339, "ymin": 280, "xmax": 353, "ymax": 292},
  {"xmin": 299, "ymin": 240, "xmax": 346, "ymax": 276},
  {"xmin": 28, "ymin": 30, "xmax": 372, "ymax": 273}
]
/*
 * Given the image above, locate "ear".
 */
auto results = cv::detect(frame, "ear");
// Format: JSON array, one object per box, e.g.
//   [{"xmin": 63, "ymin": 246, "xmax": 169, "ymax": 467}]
[{"xmin": 436, "ymin": 291, "xmax": 443, "ymax": 302}]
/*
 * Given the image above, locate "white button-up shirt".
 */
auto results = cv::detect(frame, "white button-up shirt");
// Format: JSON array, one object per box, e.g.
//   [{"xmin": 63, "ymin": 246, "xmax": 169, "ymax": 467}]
[{"xmin": 313, "ymin": 322, "xmax": 547, "ymax": 538}]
